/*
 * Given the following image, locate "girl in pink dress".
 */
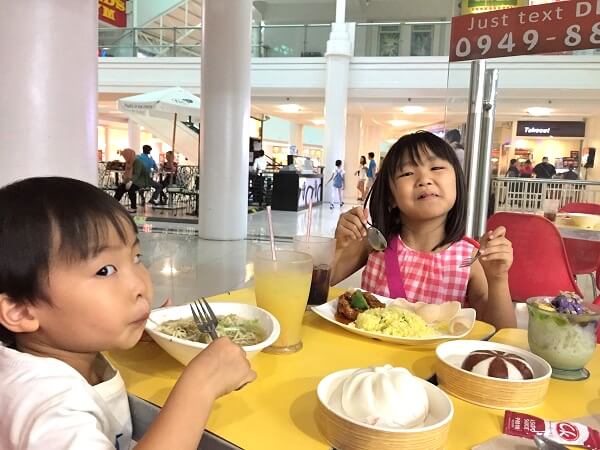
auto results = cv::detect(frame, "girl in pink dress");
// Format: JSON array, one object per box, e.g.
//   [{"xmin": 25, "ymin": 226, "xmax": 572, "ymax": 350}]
[{"xmin": 331, "ymin": 131, "xmax": 516, "ymax": 329}]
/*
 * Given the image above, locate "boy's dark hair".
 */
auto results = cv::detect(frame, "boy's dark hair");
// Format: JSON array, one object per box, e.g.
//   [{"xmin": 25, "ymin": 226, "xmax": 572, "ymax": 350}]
[
  {"xmin": 510, "ymin": 158, "xmax": 517, "ymax": 165},
  {"xmin": 365, "ymin": 131, "xmax": 466, "ymax": 251},
  {"xmin": 0, "ymin": 177, "xmax": 137, "ymax": 344},
  {"xmin": 368, "ymin": 152, "xmax": 375, "ymax": 159},
  {"xmin": 335, "ymin": 160, "xmax": 342, "ymax": 167},
  {"xmin": 142, "ymin": 145, "xmax": 152, "ymax": 154}
]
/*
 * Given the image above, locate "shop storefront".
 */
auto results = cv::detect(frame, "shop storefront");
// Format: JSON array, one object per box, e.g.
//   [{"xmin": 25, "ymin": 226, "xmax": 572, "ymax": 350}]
[{"xmin": 508, "ymin": 120, "xmax": 585, "ymax": 177}]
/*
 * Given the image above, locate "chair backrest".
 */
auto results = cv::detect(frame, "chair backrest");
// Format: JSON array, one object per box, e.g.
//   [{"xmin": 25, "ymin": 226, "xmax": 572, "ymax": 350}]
[
  {"xmin": 560, "ymin": 202, "xmax": 600, "ymax": 215},
  {"xmin": 487, "ymin": 212, "xmax": 583, "ymax": 301},
  {"xmin": 563, "ymin": 238, "xmax": 600, "ymax": 275}
]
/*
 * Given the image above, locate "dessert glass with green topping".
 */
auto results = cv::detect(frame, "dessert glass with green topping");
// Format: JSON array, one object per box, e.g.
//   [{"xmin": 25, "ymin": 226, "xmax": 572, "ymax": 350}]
[{"xmin": 526, "ymin": 295, "xmax": 600, "ymax": 381}]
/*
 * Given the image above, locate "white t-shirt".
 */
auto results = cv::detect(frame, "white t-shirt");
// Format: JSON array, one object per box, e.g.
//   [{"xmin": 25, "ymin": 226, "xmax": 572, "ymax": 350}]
[
  {"xmin": 357, "ymin": 165, "xmax": 367, "ymax": 181},
  {"xmin": 0, "ymin": 345, "xmax": 132, "ymax": 450},
  {"xmin": 252, "ymin": 156, "xmax": 267, "ymax": 172}
]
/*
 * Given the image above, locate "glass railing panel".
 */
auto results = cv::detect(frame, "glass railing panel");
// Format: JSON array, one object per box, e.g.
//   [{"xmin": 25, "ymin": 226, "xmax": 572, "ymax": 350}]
[
  {"xmin": 174, "ymin": 27, "xmax": 202, "ymax": 57},
  {"xmin": 98, "ymin": 23, "xmax": 457, "ymax": 58},
  {"xmin": 354, "ymin": 22, "xmax": 450, "ymax": 57},
  {"xmin": 135, "ymin": 27, "xmax": 177, "ymax": 57},
  {"xmin": 262, "ymin": 25, "xmax": 306, "ymax": 57},
  {"xmin": 98, "ymin": 28, "xmax": 135, "ymax": 57}
]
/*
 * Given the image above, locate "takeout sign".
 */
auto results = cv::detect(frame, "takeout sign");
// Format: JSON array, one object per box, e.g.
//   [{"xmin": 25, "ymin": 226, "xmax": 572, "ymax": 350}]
[
  {"xmin": 98, "ymin": 0, "xmax": 127, "ymax": 28},
  {"xmin": 449, "ymin": 0, "xmax": 600, "ymax": 61}
]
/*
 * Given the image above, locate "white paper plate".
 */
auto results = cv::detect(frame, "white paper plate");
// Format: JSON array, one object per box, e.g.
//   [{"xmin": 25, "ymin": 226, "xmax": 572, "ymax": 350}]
[{"xmin": 311, "ymin": 292, "xmax": 476, "ymax": 346}]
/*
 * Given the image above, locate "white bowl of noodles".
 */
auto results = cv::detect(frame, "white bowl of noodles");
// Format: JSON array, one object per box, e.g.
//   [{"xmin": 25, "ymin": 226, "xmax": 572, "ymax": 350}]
[{"xmin": 145, "ymin": 302, "xmax": 280, "ymax": 365}]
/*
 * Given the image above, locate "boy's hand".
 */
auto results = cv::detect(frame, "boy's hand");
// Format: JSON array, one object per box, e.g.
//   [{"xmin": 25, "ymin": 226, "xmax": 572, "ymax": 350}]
[
  {"xmin": 479, "ymin": 227, "xmax": 513, "ymax": 280},
  {"xmin": 335, "ymin": 207, "xmax": 368, "ymax": 247},
  {"xmin": 188, "ymin": 337, "xmax": 256, "ymax": 399}
]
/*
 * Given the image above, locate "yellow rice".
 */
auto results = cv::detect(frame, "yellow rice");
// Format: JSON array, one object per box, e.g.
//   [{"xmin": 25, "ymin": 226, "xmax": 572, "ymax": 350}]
[{"xmin": 354, "ymin": 307, "xmax": 440, "ymax": 338}]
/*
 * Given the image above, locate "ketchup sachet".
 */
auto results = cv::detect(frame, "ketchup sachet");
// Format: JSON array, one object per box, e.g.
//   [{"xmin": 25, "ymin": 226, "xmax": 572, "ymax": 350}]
[{"xmin": 504, "ymin": 411, "xmax": 600, "ymax": 450}]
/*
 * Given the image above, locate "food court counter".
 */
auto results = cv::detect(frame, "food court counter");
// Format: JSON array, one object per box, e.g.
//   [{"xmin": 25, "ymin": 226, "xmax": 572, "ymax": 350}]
[{"xmin": 271, "ymin": 172, "xmax": 323, "ymax": 211}]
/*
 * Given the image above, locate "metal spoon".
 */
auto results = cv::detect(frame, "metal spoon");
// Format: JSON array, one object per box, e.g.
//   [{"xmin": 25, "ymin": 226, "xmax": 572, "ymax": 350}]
[
  {"xmin": 533, "ymin": 435, "xmax": 568, "ymax": 450},
  {"xmin": 364, "ymin": 222, "xmax": 387, "ymax": 251}
]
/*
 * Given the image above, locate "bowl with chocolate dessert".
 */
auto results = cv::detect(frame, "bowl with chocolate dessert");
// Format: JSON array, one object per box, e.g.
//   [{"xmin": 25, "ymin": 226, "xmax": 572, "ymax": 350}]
[
  {"xmin": 435, "ymin": 340, "xmax": 551, "ymax": 409},
  {"xmin": 527, "ymin": 292, "xmax": 600, "ymax": 381}
]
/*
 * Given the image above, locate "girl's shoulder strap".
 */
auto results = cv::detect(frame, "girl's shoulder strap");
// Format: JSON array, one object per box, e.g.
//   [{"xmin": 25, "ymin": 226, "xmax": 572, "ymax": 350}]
[{"xmin": 461, "ymin": 236, "xmax": 480, "ymax": 249}]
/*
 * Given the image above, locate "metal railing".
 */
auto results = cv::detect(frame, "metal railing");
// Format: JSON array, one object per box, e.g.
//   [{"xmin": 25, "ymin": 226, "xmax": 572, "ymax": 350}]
[
  {"xmin": 99, "ymin": 22, "xmax": 455, "ymax": 58},
  {"xmin": 98, "ymin": 27, "xmax": 202, "ymax": 57},
  {"xmin": 492, "ymin": 177, "xmax": 600, "ymax": 213},
  {"xmin": 99, "ymin": 23, "xmax": 600, "ymax": 59}
]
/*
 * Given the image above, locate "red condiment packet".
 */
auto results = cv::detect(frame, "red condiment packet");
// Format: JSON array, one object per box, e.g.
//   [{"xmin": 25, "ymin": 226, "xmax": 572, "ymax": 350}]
[{"xmin": 504, "ymin": 411, "xmax": 600, "ymax": 450}]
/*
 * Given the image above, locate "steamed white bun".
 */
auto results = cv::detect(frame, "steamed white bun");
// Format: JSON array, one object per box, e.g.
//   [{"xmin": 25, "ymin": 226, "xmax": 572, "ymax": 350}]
[{"xmin": 340, "ymin": 365, "xmax": 429, "ymax": 428}]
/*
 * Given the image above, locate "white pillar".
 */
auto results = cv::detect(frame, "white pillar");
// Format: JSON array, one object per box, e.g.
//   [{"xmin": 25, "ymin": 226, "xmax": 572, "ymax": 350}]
[
  {"xmin": 199, "ymin": 0, "xmax": 252, "ymax": 240},
  {"xmin": 128, "ymin": 119, "xmax": 141, "ymax": 152},
  {"xmin": 0, "ymin": 1, "xmax": 97, "ymax": 187},
  {"xmin": 290, "ymin": 122, "xmax": 304, "ymax": 155},
  {"xmin": 364, "ymin": 125, "xmax": 383, "ymax": 161},
  {"xmin": 345, "ymin": 114, "xmax": 362, "ymax": 201},
  {"xmin": 323, "ymin": 1, "xmax": 353, "ymax": 202}
]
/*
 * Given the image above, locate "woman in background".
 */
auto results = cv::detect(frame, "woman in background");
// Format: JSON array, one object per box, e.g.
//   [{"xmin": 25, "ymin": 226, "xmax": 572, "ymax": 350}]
[
  {"xmin": 355, "ymin": 155, "xmax": 367, "ymax": 201},
  {"xmin": 160, "ymin": 150, "xmax": 178, "ymax": 204}
]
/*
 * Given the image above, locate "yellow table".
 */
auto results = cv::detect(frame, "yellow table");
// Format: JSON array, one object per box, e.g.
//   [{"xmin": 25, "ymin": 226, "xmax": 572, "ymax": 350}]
[
  {"xmin": 108, "ymin": 288, "xmax": 495, "ymax": 450},
  {"xmin": 446, "ymin": 328, "xmax": 600, "ymax": 449}
]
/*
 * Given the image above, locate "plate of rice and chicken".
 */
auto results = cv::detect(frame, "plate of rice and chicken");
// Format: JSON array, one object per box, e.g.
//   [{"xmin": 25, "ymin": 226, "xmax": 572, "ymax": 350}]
[{"xmin": 311, "ymin": 289, "xmax": 476, "ymax": 345}]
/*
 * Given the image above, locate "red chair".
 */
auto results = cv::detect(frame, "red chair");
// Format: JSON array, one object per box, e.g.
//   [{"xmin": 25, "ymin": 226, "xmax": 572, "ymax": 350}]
[
  {"xmin": 559, "ymin": 202, "xmax": 600, "ymax": 298},
  {"xmin": 560, "ymin": 202, "xmax": 600, "ymax": 215},
  {"xmin": 487, "ymin": 212, "xmax": 583, "ymax": 301}
]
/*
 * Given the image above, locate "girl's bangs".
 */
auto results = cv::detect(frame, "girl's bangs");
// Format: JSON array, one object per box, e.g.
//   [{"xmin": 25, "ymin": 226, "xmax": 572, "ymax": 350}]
[{"xmin": 394, "ymin": 138, "xmax": 455, "ymax": 173}]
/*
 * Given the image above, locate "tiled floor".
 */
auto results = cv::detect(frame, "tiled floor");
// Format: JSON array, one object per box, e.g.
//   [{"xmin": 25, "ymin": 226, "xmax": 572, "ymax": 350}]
[{"xmin": 139, "ymin": 201, "xmax": 595, "ymax": 308}]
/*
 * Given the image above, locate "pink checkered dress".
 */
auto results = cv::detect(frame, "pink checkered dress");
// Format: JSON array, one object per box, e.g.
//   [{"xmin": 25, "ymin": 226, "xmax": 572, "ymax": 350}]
[{"xmin": 361, "ymin": 235, "xmax": 477, "ymax": 305}]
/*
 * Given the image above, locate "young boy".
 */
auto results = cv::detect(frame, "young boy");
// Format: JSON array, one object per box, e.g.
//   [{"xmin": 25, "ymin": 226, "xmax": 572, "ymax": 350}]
[{"xmin": 0, "ymin": 177, "xmax": 255, "ymax": 450}]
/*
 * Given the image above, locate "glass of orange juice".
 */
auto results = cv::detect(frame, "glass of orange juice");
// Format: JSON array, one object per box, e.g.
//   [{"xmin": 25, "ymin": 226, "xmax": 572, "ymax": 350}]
[{"xmin": 254, "ymin": 250, "xmax": 313, "ymax": 354}]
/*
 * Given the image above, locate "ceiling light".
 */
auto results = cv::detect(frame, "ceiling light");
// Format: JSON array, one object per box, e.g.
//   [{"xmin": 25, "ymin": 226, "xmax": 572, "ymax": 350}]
[
  {"xmin": 160, "ymin": 263, "xmax": 178, "ymax": 276},
  {"xmin": 526, "ymin": 107, "xmax": 553, "ymax": 116},
  {"xmin": 278, "ymin": 103, "xmax": 302, "ymax": 113},
  {"xmin": 311, "ymin": 118, "xmax": 325, "ymax": 125},
  {"xmin": 389, "ymin": 119, "xmax": 410, "ymax": 127},
  {"xmin": 400, "ymin": 105, "xmax": 425, "ymax": 114}
]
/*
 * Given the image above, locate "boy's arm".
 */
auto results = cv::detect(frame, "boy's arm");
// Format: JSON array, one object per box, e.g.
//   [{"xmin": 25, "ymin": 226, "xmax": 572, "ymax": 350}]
[
  {"xmin": 134, "ymin": 372, "xmax": 214, "ymax": 450},
  {"xmin": 136, "ymin": 337, "xmax": 255, "ymax": 450}
]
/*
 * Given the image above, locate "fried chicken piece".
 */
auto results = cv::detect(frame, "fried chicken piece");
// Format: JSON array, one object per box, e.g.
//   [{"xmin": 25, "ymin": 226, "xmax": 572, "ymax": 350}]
[
  {"xmin": 335, "ymin": 296, "xmax": 359, "ymax": 324},
  {"xmin": 364, "ymin": 292, "xmax": 385, "ymax": 309}
]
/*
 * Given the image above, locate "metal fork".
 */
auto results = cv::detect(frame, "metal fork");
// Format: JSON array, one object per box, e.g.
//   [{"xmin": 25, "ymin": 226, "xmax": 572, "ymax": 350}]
[
  {"xmin": 190, "ymin": 298, "xmax": 250, "ymax": 391},
  {"xmin": 189, "ymin": 298, "xmax": 219, "ymax": 341},
  {"xmin": 459, "ymin": 249, "xmax": 481, "ymax": 268}
]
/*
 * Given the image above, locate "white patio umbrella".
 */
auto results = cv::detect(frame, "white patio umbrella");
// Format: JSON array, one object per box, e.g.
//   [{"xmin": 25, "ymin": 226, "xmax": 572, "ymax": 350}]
[{"xmin": 117, "ymin": 87, "xmax": 201, "ymax": 151}]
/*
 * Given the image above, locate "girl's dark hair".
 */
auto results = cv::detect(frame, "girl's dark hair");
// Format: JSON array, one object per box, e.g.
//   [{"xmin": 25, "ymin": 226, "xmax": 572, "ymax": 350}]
[
  {"xmin": 335, "ymin": 160, "xmax": 342, "ymax": 167},
  {"xmin": 365, "ymin": 131, "xmax": 467, "ymax": 251},
  {"xmin": 0, "ymin": 177, "xmax": 137, "ymax": 344},
  {"xmin": 360, "ymin": 156, "xmax": 366, "ymax": 165}
]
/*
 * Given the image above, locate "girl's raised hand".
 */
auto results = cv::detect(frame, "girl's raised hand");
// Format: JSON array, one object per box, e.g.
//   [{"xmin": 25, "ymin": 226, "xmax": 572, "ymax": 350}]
[
  {"xmin": 479, "ymin": 226, "xmax": 513, "ymax": 279},
  {"xmin": 335, "ymin": 207, "xmax": 369, "ymax": 247}
]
